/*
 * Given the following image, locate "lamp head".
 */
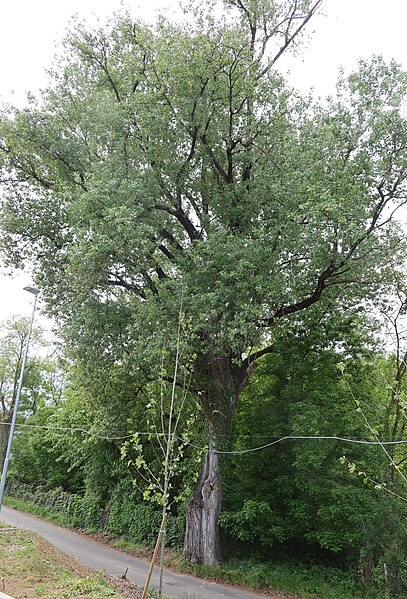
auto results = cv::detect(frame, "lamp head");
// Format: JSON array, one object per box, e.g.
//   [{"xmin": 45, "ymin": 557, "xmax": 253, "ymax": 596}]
[{"xmin": 23, "ymin": 286, "xmax": 40, "ymax": 296}]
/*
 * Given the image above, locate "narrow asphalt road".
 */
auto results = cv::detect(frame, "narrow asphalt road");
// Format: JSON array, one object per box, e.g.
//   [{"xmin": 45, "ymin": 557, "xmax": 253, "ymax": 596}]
[{"xmin": 0, "ymin": 507, "xmax": 269, "ymax": 599}]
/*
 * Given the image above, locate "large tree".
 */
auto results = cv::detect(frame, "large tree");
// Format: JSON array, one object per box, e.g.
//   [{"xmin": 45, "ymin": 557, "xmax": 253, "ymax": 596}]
[{"xmin": 0, "ymin": 0, "xmax": 406, "ymax": 564}]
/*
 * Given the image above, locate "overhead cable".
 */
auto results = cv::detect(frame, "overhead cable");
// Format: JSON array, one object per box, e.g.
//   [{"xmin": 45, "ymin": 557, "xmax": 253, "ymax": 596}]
[{"xmin": 1, "ymin": 422, "xmax": 407, "ymax": 453}]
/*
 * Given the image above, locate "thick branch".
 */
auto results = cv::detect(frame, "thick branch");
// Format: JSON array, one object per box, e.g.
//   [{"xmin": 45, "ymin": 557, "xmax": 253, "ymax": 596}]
[
  {"xmin": 267, "ymin": 263, "xmax": 338, "ymax": 325},
  {"xmin": 241, "ymin": 344, "xmax": 276, "ymax": 371},
  {"xmin": 200, "ymin": 134, "xmax": 231, "ymax": 183},
  {"xmin": 159, "ymin": 228, "xmax": 184, "ymax": 253},
  {"xmin": 153, "ymin": 203, "xmax": 199, "ymax": 242},
  {"xmin": 105, "ymin": 274, "xmax": 147, "ymax": 299}
]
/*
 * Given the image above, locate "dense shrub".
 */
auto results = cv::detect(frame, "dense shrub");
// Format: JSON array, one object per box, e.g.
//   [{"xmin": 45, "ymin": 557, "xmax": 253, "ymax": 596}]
[
  {"xmin": 106, "ymin": 480, "xmax": 184, "ymax": 547},
  {"xmin": 7, "ymin": 480, "xmax": 103, "ymax": 531},
  {"xmin": 7, "ymin": 478, "xmax": 185, "ymax": 548}
]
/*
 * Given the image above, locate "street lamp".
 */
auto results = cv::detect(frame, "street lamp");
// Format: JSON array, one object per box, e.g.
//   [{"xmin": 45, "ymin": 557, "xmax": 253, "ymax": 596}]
[{"xmin": 0, "ymin": 286, "xmax": 40, "ymax": 512}]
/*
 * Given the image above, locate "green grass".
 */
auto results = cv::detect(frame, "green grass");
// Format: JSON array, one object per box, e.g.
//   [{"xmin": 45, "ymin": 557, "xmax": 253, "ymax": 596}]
[
  {"xmin": 111, "ymin": 536, "xmax": 374, "ymax": 599},
  {"xmin": 0, "ymin": 524, "xmax": 129, "ymax": 598},
  {"xmin": 113, "ymin": 537, "xmax": 146, "ymax": 553},
  {"xmin": 169, "ymin": 556, "xmax": 374, "ymax": 599},
  {"xmin": 4, "ymin": 496, "xmax": 73, "ymax": 527},
  {"xmin": 58, "ymin": 573, "xmax": 121, "ymax": 598}
]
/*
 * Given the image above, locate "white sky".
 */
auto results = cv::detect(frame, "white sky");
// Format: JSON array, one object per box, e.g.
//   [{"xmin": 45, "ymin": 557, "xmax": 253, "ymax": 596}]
[{"xmin": 0, "ymin": 0, "xmax": 406, "ymax": 324}]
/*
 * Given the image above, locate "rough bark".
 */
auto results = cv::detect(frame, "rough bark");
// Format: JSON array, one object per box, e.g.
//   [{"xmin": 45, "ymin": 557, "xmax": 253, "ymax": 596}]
[
  {"xmin": 183, "ymin": 433, "xmax": 222, "ymax": 565},
  {"xmin": 183, "ymin": 351, "xmax": 255, "ymax": 565}
]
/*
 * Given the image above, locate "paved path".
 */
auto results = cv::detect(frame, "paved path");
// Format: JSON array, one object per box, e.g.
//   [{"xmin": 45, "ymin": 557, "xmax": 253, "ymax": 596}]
[{"xmin": 0, "ymin": 507, "xmax": 268, "ymax": 599}]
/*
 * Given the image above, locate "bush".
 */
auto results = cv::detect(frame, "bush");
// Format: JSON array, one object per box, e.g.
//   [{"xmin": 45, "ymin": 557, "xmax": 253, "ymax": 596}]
[
  {"xmin": 7, "ymin": 478, "xmax": 186, "ymax": 548},
  {"xmin": 107, "ymin": 481, "xmax": 185, "ymax": 547},
  {"xmin": 6, "ymin": 479, "xmax": 103, "ymax": 531}
]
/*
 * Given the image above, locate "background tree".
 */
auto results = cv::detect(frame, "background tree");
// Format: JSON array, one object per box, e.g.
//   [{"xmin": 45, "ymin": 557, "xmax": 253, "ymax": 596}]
[
  {"xmin": 380, "ymin": 274, "xmax": 407, "ymax": 474},
  {"xmin": 0, "ymin": 0, "xmax": 406, "ymax": 564},
  {"xmin": 219, "ymin": 309, "xmax": 407, "ymax": 593},
  {"xmin": 0, "ymin": 316, "xmax": 54, "ymax": 470}
]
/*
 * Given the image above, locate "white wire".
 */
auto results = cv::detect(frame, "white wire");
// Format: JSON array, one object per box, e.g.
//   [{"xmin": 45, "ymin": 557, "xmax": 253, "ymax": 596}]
[
  {"xmin": 182, "ymin": 435, "xmax": 407, "ymax": 455},
  {"xmin": 1, "ymin": 422, "xmax": 406, "ymax": 453},
  {"xmin": 0, "ymin": 421, "xmax": 140, "ymax": 441}
]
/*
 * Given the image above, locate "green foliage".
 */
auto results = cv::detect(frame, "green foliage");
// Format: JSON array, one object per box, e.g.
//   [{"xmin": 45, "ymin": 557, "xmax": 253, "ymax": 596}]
[
  {"xmin": 358, "ymin": 495, "xmax": 407, "ymax": 599},
  {"xmin": 4, "ymin": 495, "xmax": 74, "ymax": 527},
  {"xmin": 120, "ymin": 375, "xmax": 203, "ymax": 508},
  {"xmin": 106, "ymin": 480, "xmax": 184, "ymax": 547},
  {"xmin": 108, "ymin": 499, "xmax": 161, "ymax": 546},
  {"xmin": 0, "ymin": 315, "xmax": 57, "ymax": 469},
  {"xmin": 9, "ymin": 401, "xmax": 84, "ymax": 492},
  {"xmin": 181, "ymin": 558, "xmax": 372, "ymax": 599},
  {"xmin": 220, "ymin": 500, "xmax": 286, "ymax": 545},
  {"xmin": 0, "ymin": 1, "xmax": 405, "ymax": 411},
  {"xmin": 1, "ymin": 0, "xmax": 407, "ymax": 573},
  {"xmin": 62, "ymin": 574, "xmax": 118, "ymax": 598},
  {"xmin": 221, "ymin": 333, "xmax": 407, "ymax": 594},
  {"xmin": 6, "ymin": 481, "xmax": 103, "ymax": 531},
  {"xmin": 7, "ymin": 477, "xmax": 185, "ymax": 548}
]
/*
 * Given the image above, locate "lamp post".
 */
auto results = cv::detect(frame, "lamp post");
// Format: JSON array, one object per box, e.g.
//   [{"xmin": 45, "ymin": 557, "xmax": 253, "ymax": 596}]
[{"xmin": 0, "ymin": 286, "xmax": 40, "ymax": 512}]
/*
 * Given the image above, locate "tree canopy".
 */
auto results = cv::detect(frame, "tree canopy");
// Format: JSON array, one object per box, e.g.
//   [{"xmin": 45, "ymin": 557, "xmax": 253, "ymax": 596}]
[{"xmin": 0, "ymin": 0, "xmax": 406, "ymax": 565}]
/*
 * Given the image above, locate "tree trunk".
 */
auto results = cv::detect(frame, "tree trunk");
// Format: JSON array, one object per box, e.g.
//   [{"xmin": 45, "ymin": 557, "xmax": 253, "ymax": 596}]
[
  {"xmin": 183, "ymin": 350, "xmax": 256, "ymax": 565},
  {"xmin": 183, "ymin": 433, "xmax": 222, "ymax": 565}
]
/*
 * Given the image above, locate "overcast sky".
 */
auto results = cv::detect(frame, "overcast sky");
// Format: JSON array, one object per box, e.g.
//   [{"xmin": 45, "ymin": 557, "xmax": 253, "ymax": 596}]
[{"xmin": 1, "ymin": 0, "xmax": 406, "ymax": 323}]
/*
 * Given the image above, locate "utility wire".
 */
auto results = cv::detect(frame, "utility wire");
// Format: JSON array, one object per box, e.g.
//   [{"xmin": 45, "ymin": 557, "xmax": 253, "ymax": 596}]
[
  {"xmin": 1, "ymin": 422, "xmax": 406, "ymax": 453},
  {"xmin": 181, "ymin": 435, "xmax": 407, "ymax": 455},
  {"xmin": 341, "ymin": 372, "xmax": 407, "ymax": 485},
  {"xmin": 0, "ymin": 421, "xmax": 136, "ymax": 441}
]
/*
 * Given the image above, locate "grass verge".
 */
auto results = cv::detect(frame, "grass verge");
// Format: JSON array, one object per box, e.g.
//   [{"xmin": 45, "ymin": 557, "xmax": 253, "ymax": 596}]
[
  {"xmin": 0, "ymin": 522, "xmax": 141, "ymax": 598},
  {"xmin": 4, "ymin": 496, "xmax": 72, "ymax": 527},
  {"xmin": 173, "ymin": 558, "xmax": 374, "ymax": 599}
]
